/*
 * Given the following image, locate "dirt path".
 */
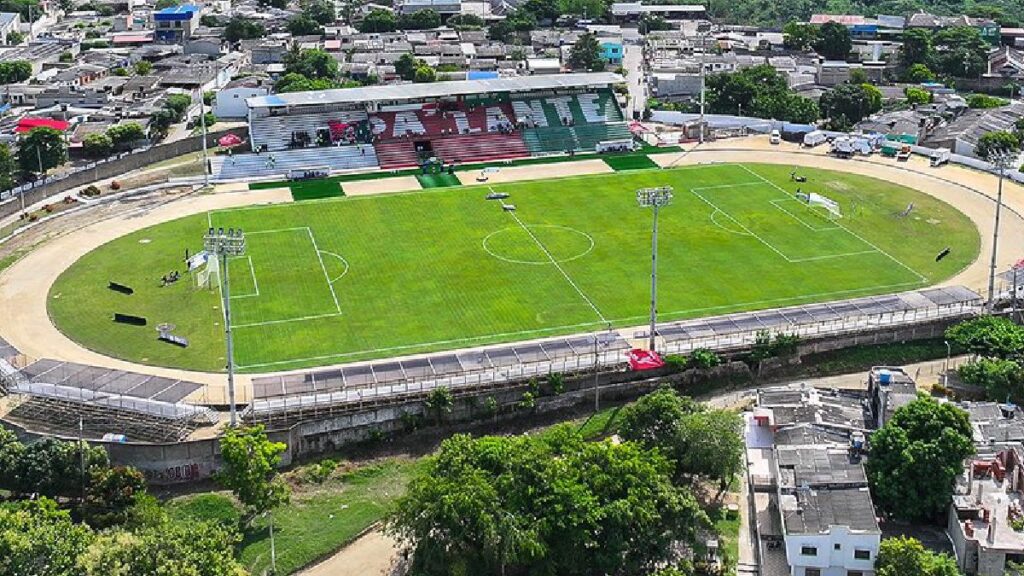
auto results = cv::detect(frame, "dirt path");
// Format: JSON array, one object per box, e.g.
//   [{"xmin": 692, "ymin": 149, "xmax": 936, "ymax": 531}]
[{"xmin": 296, "ymin": 529, "xmax": 401, "ymax": 576}]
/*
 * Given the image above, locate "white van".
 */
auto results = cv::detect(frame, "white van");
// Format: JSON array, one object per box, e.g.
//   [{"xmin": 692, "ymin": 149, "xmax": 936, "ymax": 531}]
[
  {"xmin": 803, "ymin": 131, "xmax": 827, "ymax": 147},
  {"xmin": 769, "ymin": 130, "xmax": 781, "ymax": 144}
]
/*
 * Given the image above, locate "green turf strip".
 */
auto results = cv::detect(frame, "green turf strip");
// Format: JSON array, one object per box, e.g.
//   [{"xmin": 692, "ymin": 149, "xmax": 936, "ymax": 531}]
[
  {"xmin": 416, "ymin": 172, "xmax": 461, "ymax": 188},
  {"xmin": 53, "ymin": 164, "xmax": 979, "ymax": 372},
  {"xmin": 603, "ymin": 154, "xmax": 658, "ymax": 171}
]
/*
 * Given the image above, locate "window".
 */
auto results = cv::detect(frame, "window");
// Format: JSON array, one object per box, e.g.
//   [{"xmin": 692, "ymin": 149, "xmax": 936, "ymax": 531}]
[
  {"xmin": 801, "ymin": 546, "xmax": 817, "ymax": 556},
  {"xmin": 854, "ymin": 549, "xmax": 871, "ymax": 560},
  {"xmin": 834, "ymin": 543, "xmax": 841, "ymax": 551},
  {"xmin": 848, "ymin": 571, "xmax": 864, "ymax": 576},
  {"xmin": 805, "ymin": 569, "xmax": 821, "ymax": 576}
]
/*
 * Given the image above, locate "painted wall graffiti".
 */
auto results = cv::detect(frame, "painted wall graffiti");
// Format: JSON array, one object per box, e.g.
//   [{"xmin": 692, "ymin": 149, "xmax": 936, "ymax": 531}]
[{"xmin": 142, "ymin": 462, "xmax": 204, "ymax": 483}]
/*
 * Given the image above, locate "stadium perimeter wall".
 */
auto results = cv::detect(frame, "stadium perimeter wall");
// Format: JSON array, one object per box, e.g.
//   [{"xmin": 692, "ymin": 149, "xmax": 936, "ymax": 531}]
[
  {"xmin": 0, "ymin": 127, "xmax": 248, "ymax": 221},
  {"xmin": 1, "ymin": 316, "xmax": 959, "ymax": 484}
]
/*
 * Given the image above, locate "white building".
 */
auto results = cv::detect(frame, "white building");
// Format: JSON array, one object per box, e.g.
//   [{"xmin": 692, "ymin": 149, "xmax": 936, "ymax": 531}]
[
  {"xmin": 781, "ymin": 488, "xmax": 881, "ymax": 576},
  {"xmin": 0, "ymin": 12, "xmax": 21, "ymax": 44},
  {"xmin": 215, "ymin": 77, "xmax": 269, "ymax": 119}
]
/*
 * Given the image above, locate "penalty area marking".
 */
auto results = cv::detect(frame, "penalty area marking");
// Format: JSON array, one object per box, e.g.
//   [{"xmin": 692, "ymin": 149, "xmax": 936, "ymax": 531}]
[
  {"xmin": 228, "ymin": 255, "xmax": 260, "ymax": 299},
  {"xmin": 318, "ymin": 250, "xmax": 350, "ymax": 283}
]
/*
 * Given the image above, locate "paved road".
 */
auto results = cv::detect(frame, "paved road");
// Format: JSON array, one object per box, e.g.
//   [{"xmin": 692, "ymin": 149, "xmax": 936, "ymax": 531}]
[{"xmin": 622, "ymin": 42, "xmax": 646, "ymax": 120}]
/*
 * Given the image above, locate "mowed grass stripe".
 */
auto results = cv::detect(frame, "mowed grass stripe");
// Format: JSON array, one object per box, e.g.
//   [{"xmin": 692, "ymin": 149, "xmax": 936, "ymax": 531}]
[{"xmin": 50, "ymin": 164, "xmax": 980, "ymax": 372}]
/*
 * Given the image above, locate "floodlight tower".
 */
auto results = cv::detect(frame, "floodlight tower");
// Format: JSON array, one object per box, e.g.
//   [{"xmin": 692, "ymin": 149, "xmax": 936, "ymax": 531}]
[
  {"xmin": 636, "ymin": 186, "xmax": 673, "ymax": 352},
  {"xmin": 987, "ymin": 151, "xmax": 1014, "ymax": 310},
  {"xmin": 204, "ymin": 227, "xmax": 246, "ymax": 426}
]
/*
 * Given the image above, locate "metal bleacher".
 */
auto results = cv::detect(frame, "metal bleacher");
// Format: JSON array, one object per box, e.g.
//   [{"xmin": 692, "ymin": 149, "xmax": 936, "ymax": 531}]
[
  {"xmin": 210, "ymin": 144, "xmax": 379, "ymax": 181},
  {"xmin": 243, "ymin": 285, "xmax": 983, "ymax": 427},
  {"xmin": 0, "ymin": 358, "xmax": 217, "ymax": 443}
]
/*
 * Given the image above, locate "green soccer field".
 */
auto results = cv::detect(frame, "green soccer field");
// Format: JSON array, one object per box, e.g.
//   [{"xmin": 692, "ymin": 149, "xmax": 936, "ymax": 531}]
[{"xmin": 48, "ymin": 163, "xmax": 980, "ymax": 373}]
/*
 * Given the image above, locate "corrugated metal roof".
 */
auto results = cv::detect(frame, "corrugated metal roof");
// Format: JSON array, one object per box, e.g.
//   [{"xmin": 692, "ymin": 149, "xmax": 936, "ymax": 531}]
[{"xmin": 247, "ymin": 72, "xmax": 623, "ymax": 109}]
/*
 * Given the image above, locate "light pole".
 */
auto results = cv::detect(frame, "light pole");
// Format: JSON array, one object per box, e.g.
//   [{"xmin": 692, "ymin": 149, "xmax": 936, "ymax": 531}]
[
  {"xmin": 636, "ymin": 187, "xmax": 673, "ymax": 352},
  {"xmin": 699, "ymin": 62, "xmax": 707, "ymax": 144},
  {"xmin": 987, "ymin": 153, "xmax": 1013, "ymax": 310},
  {"xmin": 943, "ymin": 340, "xmax": 951, "ymax": 388},
  {"xmin": 204, "ymin": 227, "xmax": 246, "ymax": 426},
  {"xmin": 198, "ymin": 90, "xmax": 210, "ymax": 187}
]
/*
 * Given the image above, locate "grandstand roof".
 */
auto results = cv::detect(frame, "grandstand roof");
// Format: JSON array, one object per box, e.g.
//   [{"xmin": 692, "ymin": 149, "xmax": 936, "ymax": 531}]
[{"xmin": 247, "ymin": 72, "xmax": 624, "ymax": 109}]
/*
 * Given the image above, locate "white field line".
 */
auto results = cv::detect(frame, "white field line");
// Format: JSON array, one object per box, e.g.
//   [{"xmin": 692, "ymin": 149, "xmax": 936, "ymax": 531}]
[
  {"xmin": 503, "ymin": 199, "xmax": 608, "ymax": 324},
  {"xmin": 317, "ymin": 250, "xmax": 350, "ymax": 283},
  {"xmin": 307, "ymin": 228, "xmax": 342, "ymax": 314},
  {"xmin": 207, "ymin": 212, "xmax": 227, "ymax": 322},
  {"xmin": 738, "ymin": 164, "xmax": 928, "ymax": 283},
  {"xmin": 689, "ymin": 187, "xmax": 795, "ymax": 262},
  {"xmin": 768, "ymin": 198, "xmax": 840, "ymax": 231},
  {"xmin": 234, "ymin": 311, "xmax": 344, "ymax": 329},
  {"xmin": 234, "ymin": 279, "xmax": 925, "ymax": 370},
  {"xmin": 228, "ymin": 255, "xmax": 260, "ymax": 299},
  {"xmin": 245, "ymin": 226, "xmax": 311, "ymax": 235}
]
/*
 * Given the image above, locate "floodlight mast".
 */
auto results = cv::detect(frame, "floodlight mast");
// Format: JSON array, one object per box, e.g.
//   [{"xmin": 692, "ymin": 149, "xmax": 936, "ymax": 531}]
[
  {"xmin": 204, "ymin": 227, "xmax": 246, "ymax": 426},
  {"xmin": 988, "ymin": 152, "xmax": 1014, "ymax": 310},
  {"xmin": 636, "ymin": 187, "xmax": 673, "ymax": 352}
]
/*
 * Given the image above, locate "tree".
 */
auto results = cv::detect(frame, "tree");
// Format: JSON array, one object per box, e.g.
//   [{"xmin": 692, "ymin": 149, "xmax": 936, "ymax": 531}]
[
  {"xmin": 819, "ymin": 83, "xmax": 879, "ymax": 125},
  {"xmin": 814, "ymin": 21, "xmax": 851, "ymax": 60},
  {"xmin": 164, "ymin": 93, "xmax": 192, "ymax": 120},
  {"xmin": 638, "ymin": 14, "xmax": 672, "ymax": 34},
  {"xmin": 0, "ymin": 60, "xmax": 31, "ymax": 84},
  {"xmin": 302, "ymin": 0, "xmax": 335, "ymax": 24},
  {"xmin": 0, "ymin": 143, "xmax": 16, "ymax": 191},
  {"xmin": 958, "ymin": 358, "xmax": 1024, "ymax": 402},
  {"xmin": 946, "ymin": 316, "xmax": 1024, "ymax": 360},
  {"xmin": 395, "ymin": 52, "xmax": 419, "ymax": 81},
  {"xmin": 7, "ymin": 30, "xmax": 24, "ymax": 44},
  {"xmin": 223, "ymin": 17, "xmax": 265, "ymax": 42},
  {"xmin": 876, "ymin": 536, "xmax": 961, "ymax": 576},
  {"xmin": 557, "ymin": 0, "xmax": 605, "ymax": 19},
  {"xmin": 783, "ymin": 21, "xmax": 818, "ymax": 51},
  {"xmin": 0, "ymin": 498, "xmax": 94, "ymax": 576},
  {"xmin": 397, "ymin": 8, "xmax": 440, "ymax": 30},
  {"xmin": 107, "ymin": 122, "xmax": 145, "ymax": 150},
  {"xmin": 903, "ymin": 63, "xmax": 935, "ymax": 83},
  {"xmin": 975, "ymin": 130, "xmax": 1021, "ymax": 162},
  {"xmin": 154, "ymin": 0, "xmax": 179, "ymax": 7},
  {"xmin": 81, "ymin": 466, "xmax": 148, "ymax": 529},
  {"xmin": 78, "ymin": 519, "xmax": 246, "ymax": 576},
  {"xmin": 904, "ymin": 86, "xmax": 932, "ymax": 105},
  {"xmin": 676, "ymin": 409, "xmax": 744, "ymax": 489},
  {"xmin": 287, "ymin": 14, "xmax": 324, "ymax": 36},
  {"xmin": 18, "ymin": 127, "xmax": 67, "ymax": 175},
  {"xmin": 284, "ymin": 47, "xmax": 338, "ymax": 79},
  {"xmin": 274, "ymin": 72, "xmax": 338, "ymax": 92},
  {"xmin": 216, "ymin": 425, "xmax": 289, "ymax": 523},
  {"xmin": 568, "ymin": 33, "xmax": 604, "ymax": 72},
  {"xmin": 132, "ymin": 60, "xmax": 152, "ymax": 75},
  {"xmin": 387, "ymin": 431, "xmax": 708, "ymax": 575},
  {"xmin": 933, "ymin": 27, "xmax": 988, "ymax": 78},
  {"xmin": 866, "ymin": 395, "xmax": 973, "ymax": 521},
  {"xmin": 521, "ymin": 0, "xmax": 559, "ymax": 21},
  {"xmin": 447, "ymin": 13, "xmax": 483, "ymax": 28},
  {"xmin": 900, "ymin": 28, "xmax": 933, "ymax": 69},
  {"xmin": 424, "ymin": 386, "xmax": 454, "ymax": 425},
  {"xmin": 413, "ymin": 63, "xmax": 436, "ymax": 83},
  {"xmin": 618, "ymin": 387, "xmax": 701, "ymax": 449},
  {"xmin": 357, "ymin": 8, "xmax": 396, "ymax": 32},
  {"xmin": 82, "ymin": 132, "xmax": 113, "ymax": 159},
  {"xmin": 967, "ymin": 93, "xmax": 1008, "ymax": 109}
]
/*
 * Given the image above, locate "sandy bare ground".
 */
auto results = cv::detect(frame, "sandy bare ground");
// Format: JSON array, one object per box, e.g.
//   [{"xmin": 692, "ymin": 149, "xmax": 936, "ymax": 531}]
[
  {"xmin": 1, "ymin": 139, "xmax": 1018, "ymax": 404},
  {"xmin": 455, "ymin": 158, "xmax": 613, "ymax": 186},
  {"xmin": 344, "ymin": 176, "xmax": 421, "ymax": 196},
  {"xmin": 296, "ymin": 529, "xmax": 401, "ymax": 576},
  {"xmin": 0, "ymin": 187, "xmax": 292, "ymax": 403}
]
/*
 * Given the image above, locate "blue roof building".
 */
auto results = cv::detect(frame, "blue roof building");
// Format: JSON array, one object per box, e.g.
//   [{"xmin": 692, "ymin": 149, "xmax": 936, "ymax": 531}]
[{"xmin": 153, "ymin": 4, "xmax": 200, "ymax": 43}]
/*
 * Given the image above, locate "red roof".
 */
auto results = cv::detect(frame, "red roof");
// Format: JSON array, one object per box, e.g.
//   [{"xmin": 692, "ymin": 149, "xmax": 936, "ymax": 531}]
[{"xmin": 15, "ymin": 118, "xmax": 70, "ymax": 133}]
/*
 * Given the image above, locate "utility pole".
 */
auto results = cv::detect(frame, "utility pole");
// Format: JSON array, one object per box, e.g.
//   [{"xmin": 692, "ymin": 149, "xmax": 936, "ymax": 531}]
[
  {"xmin": 204, "ymin": 227, "xmax": 246, "ymax": 426},
  {"xmin": 699, "ymin": 62, "xmax": 706, "ymax": 144},
  {"xmin": 636, "ymin": 187, "xmax": 673, "ymax": 352},
  {"xmin": 987, "ymin": 154, "xmax": 1011, "ymax": 310},
  {"xmin": 199, "ymin": 90, "xmax": 210, "ymax": 187}
]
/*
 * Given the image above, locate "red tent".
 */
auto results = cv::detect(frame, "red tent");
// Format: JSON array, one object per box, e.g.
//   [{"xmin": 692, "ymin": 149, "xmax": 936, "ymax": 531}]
[
  {"xmin": 15, "ymin": 118, "xmax": 70, "ymax": 133},
  {"xmin": 627, "ymin": 349, "xmax": 665, "ymax": 371},
  {"xmin": 217, "ymin": 133, "xmax": 244, "ymax": 147}
]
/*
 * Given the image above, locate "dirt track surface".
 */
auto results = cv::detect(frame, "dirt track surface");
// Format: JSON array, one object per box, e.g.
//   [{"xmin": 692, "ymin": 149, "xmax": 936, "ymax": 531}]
[{"xmin": 0, "ymin": 136, "xmax": 1019, "ymax": 403}]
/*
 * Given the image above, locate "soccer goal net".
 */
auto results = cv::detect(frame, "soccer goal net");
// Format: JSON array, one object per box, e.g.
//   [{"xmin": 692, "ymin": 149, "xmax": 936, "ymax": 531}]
[
  {"xmin": 796, "ymin": 192, "xmax": 842, "ymax": 218},
  {"xmin": 195, "ymin": 255, "xmax": 220, "ymax": 290}
]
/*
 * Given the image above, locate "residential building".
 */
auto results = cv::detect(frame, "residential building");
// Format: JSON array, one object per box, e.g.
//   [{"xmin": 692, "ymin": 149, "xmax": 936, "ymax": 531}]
[
  {"xmin": 0, "ymin": 12, "xmax": 21, "ymax": 45},
  {"xmin": 396, "ymin": 0, "xmax": 461, "ymax": 16},
  {"xmin": 609, "ymin": 2, "xmax": 707, "ymax": 22},
  {"xmin": 214, "ymin": 76, "xmax": 269, "ymax": 119},
  {"xmin": 153, "ymin": 4, "xmax": 200, "ymax": 43},
  {"xmin": 601, "ymin": 40, "xmax": 622, "ymax": 65}
]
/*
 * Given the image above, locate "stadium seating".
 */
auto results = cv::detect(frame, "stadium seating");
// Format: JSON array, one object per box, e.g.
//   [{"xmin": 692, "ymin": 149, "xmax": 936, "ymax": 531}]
[
  {"xmin": 510, "ymin": 91, "xmax": 624, "ymax": 129},
  {"xmin": 373, "ymin": 139, "xmax": 419, "ymax": 169},
  {"xmin": 429, "ymin": 132, "xmax": 530, "ymax": 164},
  {"xmin": 250, "ymin": 110, "xmax": 369, "ymax": 152},
  {"xmin": 210, "ymin": 144, "xmax": 379, "ymax": 180},
  {"xmin": 521, "ymin": 122, "xmax": 632, "ymax": 155},
  {"xmin": 369, "ymin": 102, "xmax": 517, "ymax": 140}
]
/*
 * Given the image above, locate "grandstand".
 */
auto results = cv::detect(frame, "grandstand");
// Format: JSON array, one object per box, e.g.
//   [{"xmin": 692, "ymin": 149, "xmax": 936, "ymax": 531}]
[{"xmin": 238, "ymin": 72, "xmax": 627, "ymax": 174}]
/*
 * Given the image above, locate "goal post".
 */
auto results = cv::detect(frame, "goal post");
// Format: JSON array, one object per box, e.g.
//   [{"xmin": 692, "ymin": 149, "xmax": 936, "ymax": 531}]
[
  {"xmin": 195, "ymin": 255, "xmax": 221, "ymax": 290},
  {"xmin": 796, "ymin": 192, "xmax": 842, "ymax": 219}
]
